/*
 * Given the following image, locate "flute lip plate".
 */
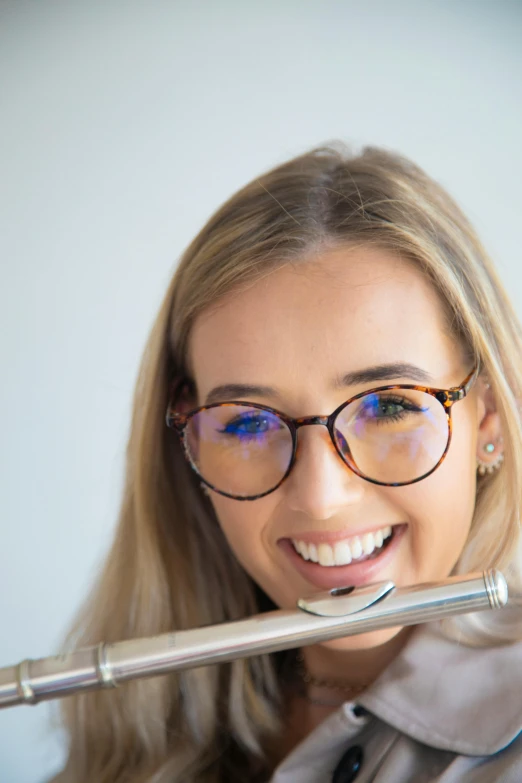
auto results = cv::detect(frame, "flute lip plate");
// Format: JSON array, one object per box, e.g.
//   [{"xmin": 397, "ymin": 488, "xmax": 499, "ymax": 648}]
[{"xmin": 297, "ymin": 580, "xmax": 395, "ymax": 617}]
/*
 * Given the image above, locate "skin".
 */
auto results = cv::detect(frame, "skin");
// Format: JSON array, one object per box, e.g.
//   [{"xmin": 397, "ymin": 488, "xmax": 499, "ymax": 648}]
[{"xmin": 187, "ymin": 245, "xmax": 503, "ymax": 755}]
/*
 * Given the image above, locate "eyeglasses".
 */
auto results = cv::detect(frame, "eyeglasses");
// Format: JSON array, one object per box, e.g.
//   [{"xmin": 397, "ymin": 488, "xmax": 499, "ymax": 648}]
[{"xmin": 166, "ymin": 365, "xmax": 479, "ymax": 501}]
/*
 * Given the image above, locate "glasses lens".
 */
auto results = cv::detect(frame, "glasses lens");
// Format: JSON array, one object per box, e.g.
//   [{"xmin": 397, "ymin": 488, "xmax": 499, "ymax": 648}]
[
  {"xmin": 185, "ymin": 404, "xmax": 293, "ymax": 497},
  {"xmin": 334, "ymin": 389, "xmax": 449, "ymax": 484}
]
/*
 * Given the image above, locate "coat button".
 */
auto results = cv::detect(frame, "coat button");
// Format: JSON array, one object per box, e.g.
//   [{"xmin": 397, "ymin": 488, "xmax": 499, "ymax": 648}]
[{"xmin": 331, "ymin": 745, "xmax": 364, "ymax": 783}]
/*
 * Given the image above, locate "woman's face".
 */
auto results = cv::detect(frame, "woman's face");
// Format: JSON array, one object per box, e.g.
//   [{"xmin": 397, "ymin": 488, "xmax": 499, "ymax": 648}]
[{"xmin": 188, "ymin": 246, "xmax": 490, "ymax": 649}]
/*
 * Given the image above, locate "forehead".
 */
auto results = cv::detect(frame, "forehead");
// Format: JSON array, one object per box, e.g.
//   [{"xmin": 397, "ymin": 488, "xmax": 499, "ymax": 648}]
[{"xmin": 189, "ymin": 246, "xmax": 458, "ymax": 404}]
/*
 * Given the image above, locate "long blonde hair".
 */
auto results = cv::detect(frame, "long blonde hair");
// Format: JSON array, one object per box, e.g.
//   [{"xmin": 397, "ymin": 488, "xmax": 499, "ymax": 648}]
[{"xmin": 51, "ymin": 143, "xmax": 522, "ymax": 783}]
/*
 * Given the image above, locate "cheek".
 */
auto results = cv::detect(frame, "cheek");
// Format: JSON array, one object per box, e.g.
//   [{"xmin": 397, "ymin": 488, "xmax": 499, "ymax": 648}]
[
  {"xmin": 392, "ymin": 403, "xmax": 478, "ymax": 577},
  {"xmin": 210, "ymin": 494, "xmax": 275, "ymax": 572},
  {"xmin": 210, "ymin": 493, "xmax": 299, "ymax": 609}
]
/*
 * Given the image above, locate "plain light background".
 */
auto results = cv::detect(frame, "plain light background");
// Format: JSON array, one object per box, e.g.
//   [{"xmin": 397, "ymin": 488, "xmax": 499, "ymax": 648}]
[{"xmin": 1, "ymin": 1, "xmax": 521, "ymax": 781}]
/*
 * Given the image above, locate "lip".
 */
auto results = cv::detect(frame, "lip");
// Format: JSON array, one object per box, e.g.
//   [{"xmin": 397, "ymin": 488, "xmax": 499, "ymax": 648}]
[{"xmin": 278, "ymin": 524, "xmax": 406, "ymax": 590}]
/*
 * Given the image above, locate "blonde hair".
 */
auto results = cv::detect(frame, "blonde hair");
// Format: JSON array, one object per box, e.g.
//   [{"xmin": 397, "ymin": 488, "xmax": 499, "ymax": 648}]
[{"xmin": 51, "ymin": 143, "xmax": 522, "ymax": 783}]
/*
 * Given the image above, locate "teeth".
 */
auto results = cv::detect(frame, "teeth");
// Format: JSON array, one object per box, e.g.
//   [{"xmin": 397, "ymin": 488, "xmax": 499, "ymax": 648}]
[
  {"xmin": 361, "ymin": 533, "xmax": 375, "ymax": 556},
  {"xmin": 318, "ymin": 543, "xmax": 335, "ymax": 566},
  {"xmin": 308, "ymin": 543, "xmax": 318, "ymax": 563},
  {"xmin": 291, "ymin": 525, "xmax": 394, "ymax": 568},
  {"xmin": 333, "ymin": 541, "xmax": 352, "ymax": 565},
  {"xmin": 350, "ymin": 537, "xmax": 363, "ymax": 559}
]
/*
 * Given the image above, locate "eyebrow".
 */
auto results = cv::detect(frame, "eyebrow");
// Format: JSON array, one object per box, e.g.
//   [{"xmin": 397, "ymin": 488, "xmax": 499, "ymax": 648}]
[
  {"xmin": 204, "ymin": 363, "xmax": 434, "ymax": 404},
  {"xmin": 337, "ymin": 363, "xmax": 434, "ymax": 388}
]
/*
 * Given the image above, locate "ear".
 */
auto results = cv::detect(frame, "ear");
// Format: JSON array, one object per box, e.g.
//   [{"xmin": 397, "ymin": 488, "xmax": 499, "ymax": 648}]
[
  {"xmin": 170, "ymin": 377, "xmax": 198, "ymax": 415},
  {"xmin": 475, "ymin": 376, "xmax": 504, "ymax": 468}
]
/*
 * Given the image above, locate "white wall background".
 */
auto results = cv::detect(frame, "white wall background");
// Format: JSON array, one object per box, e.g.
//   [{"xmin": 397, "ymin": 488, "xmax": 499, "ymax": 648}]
[{"xmin": 1, "ymin": 1, "xmax": 521, "ymax": 780}]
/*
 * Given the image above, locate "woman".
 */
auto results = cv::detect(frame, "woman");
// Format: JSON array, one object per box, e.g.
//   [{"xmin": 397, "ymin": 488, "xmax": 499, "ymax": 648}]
[{"xmin": 50, "ymin": 144, "xmax": 522, "ymax": 782}]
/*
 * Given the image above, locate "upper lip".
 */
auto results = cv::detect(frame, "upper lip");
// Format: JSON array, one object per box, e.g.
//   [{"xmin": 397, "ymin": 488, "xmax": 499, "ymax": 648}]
[{"xmin": 280, "ymin": 522, "xmax": 404, "ymax": 546}]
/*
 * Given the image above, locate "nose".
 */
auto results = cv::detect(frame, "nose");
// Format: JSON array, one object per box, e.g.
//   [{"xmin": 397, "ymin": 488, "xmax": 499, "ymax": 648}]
[{"xmin": 284, "ymin": 423, "xmax": 366, "ymax": 519}]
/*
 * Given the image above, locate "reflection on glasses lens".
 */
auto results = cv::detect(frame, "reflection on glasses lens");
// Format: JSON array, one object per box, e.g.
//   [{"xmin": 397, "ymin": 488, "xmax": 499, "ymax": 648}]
[
  {"xmin": 183, "ymin": 391, "xmax": 449, "ymax": 498},
  {"xmin": 185, "ymin": 405, "xmax": 294, "ymax": 498},
  {"xmin": 334, "ymin": 390, "xmax": 448, "ymax": 484}
]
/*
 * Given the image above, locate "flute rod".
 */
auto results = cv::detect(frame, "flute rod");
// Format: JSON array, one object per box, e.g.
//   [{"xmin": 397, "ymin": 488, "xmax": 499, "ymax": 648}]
[{"xmin": 0, "ymin": 570, "xmax": 509, "ymax": 710}]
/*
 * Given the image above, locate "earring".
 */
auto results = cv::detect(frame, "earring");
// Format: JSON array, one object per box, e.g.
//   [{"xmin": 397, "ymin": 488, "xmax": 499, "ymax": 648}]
[
  {"xmin": 200, "ymin": 482, "xmax": 211, "ymax": 497},
  {"xmin": 477, "ymin": 443, "xmax": 504, "ymax": 476}
]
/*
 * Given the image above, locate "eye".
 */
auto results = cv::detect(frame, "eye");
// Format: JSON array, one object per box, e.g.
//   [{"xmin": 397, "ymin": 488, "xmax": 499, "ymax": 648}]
[
  {"xmin": 220, "ymin": 411, "xmax": 283, "ymax": 438},
  {"xmin": 357, "ymin": 393, "xmax": 426, "ymax": 423},
  {"xmin": 375, "ymin": 398, "xmax": 407, "ymax": 418}
]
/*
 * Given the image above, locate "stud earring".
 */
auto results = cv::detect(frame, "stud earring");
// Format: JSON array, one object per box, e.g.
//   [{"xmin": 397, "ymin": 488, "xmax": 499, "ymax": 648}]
[
  {"xmin": 200, "ymin": 482, "xmax": 211, "ymax": 497},
  {"xmin": 477, "ymin": 443, "xmax": 504, "ymax": 476}
]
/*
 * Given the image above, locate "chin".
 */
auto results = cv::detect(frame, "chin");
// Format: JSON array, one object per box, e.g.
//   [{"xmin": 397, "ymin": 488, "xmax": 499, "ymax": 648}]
[{"xmin": 317, "ymin": 625, "xmax": 406, "ymax": 651}]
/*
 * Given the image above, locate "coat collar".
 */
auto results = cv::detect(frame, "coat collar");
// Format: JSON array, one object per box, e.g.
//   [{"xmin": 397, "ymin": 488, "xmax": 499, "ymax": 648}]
[{"xmin": 358, "ymin": 623, "xmax": 522, "ymax": 756}]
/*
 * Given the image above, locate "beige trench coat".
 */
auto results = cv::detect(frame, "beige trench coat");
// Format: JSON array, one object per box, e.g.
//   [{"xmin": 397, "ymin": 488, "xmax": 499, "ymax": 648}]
[{"xmin": 270, "ymin": 624, "xmax": 522, "ymax": 782}]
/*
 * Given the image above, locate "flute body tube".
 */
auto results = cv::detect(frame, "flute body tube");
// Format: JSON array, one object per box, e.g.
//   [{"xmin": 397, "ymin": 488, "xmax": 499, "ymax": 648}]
[{"xmin": 0, "ymin": 570, "xmax": 509, "ymax": 710}]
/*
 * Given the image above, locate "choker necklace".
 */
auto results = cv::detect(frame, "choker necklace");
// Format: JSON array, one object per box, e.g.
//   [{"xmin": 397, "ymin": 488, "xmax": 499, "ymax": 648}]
[{"xmin": 295, "ymin": 652, "xmax": 370, "ymax": 703}]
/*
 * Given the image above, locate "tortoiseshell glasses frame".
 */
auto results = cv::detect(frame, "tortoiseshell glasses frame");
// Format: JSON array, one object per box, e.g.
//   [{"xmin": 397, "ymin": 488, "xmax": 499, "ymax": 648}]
[{"xmin": 165, "ymin": 364, "xmax": 480, "ymax": 501}]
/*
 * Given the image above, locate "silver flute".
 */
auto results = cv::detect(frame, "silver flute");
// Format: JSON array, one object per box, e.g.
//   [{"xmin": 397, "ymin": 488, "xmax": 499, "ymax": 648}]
[{"xmin": 0, "ymin": 570, "xmax": 513, "ymax": 710}]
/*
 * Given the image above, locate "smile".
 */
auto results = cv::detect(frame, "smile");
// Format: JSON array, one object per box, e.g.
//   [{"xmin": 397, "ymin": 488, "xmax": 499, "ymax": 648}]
[
  {"xmin": 279, "ymin": 524, "xmax": 406, "ymax": 589},
  {"xmin": 291, "ymin": 524, "xmax": 393, "ymax": 567}
]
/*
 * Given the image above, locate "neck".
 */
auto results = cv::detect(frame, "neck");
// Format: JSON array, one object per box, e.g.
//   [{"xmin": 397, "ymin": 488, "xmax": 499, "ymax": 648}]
[
  {"xmin": 268, "ymin": 630, "xmax": 413, "ymax": 769},
  {"xmin": 299, "ymin": 626, "xmax": 413, "ymax": 693}
]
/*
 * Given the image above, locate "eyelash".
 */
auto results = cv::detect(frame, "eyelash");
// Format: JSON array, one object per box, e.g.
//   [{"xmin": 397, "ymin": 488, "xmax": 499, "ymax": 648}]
[
  {"xmin": 219, "ymin": 413, "xmax": 281, "ymax": 439},
  {"xmin": 357, "ymin": 395, "xmax": 426, "ymax": 424}
]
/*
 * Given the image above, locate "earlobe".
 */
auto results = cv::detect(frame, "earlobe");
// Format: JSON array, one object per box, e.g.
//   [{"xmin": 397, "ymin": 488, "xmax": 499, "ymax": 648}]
[
  {"xmin": 476, "ymin": 440, "xmax": 504, "ymax": 475},
  {"xmin": 475, "ymin": 379, "xmax": 504, "ymax": 475}
]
